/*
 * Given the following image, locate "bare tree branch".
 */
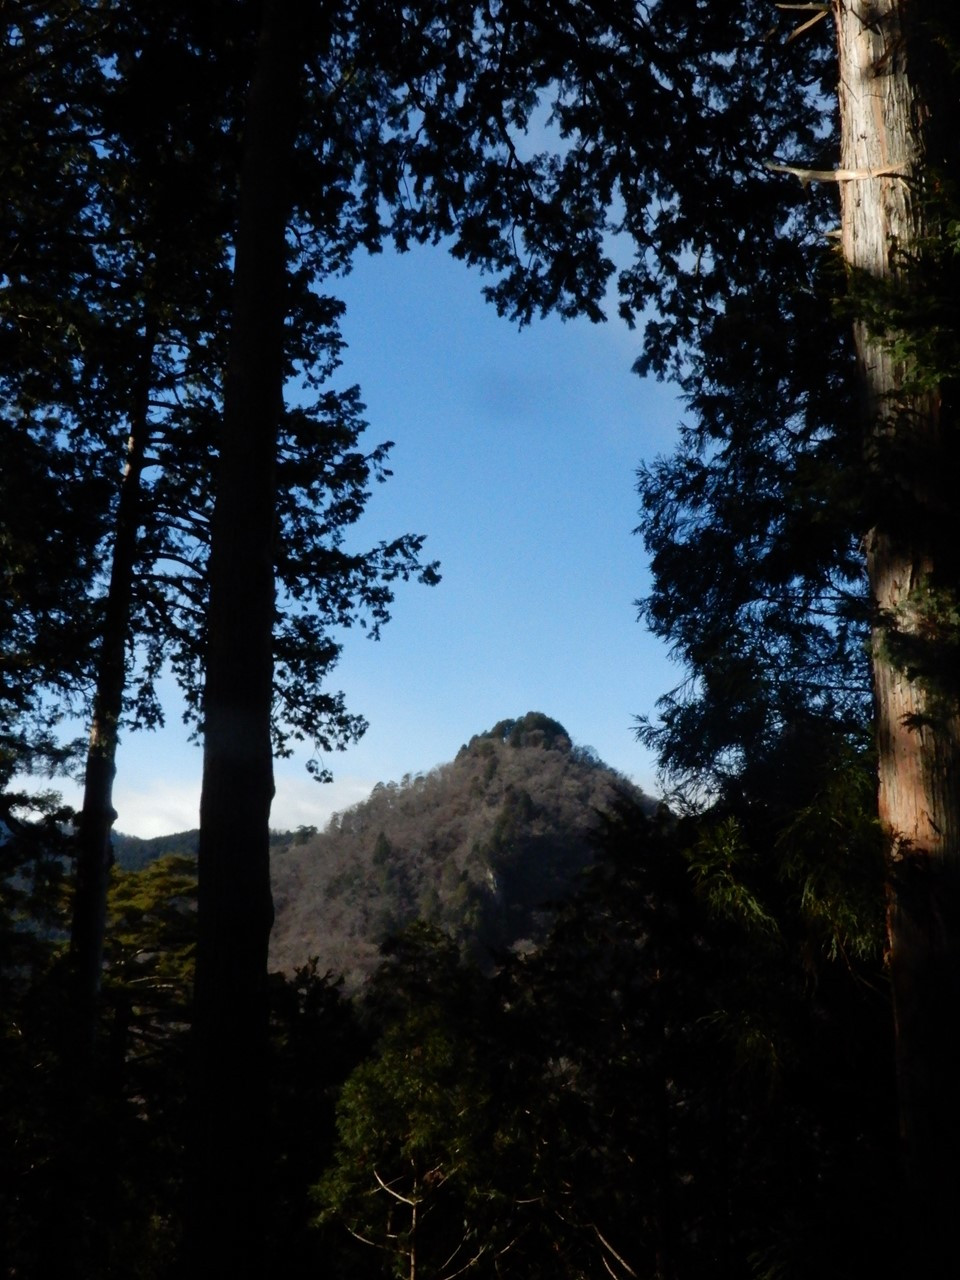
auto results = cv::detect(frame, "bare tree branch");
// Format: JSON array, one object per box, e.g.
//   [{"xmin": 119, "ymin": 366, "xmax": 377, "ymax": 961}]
[
  {"xmin": 766, "ymin": 161, "xmax": 908, "ymax": 188},
  {"xmin": 441, "ymin": 1242, "xmax": 488, "ymax": 1280},
  {"xmin": 785, "ymin": 9, "xmax": 829, "ymax": 41},
  {"xmin": 374, "ymin": 1169, "xmax": 420, "ymax": 1207},
  {"xmin": 346, "ymin": 1225, "xmax": 394, "ymax": 1253},
  {"xmin": 593, "ymin": 1224, "xmax": 638, "ymax": 1278}
]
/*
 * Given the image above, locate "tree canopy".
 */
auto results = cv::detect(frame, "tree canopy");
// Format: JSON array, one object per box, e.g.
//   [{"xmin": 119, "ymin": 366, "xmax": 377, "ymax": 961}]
[{"xmin": 4, "ymin": 0, "xmax": 960, "ymax": 1273}]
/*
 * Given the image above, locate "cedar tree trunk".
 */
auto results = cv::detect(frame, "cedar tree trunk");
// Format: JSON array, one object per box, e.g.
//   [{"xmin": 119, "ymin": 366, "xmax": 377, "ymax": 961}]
[
  {"xmin": 834, "ymin": 0, "xmax": 960, "ymax": 1265},
  {"xmin": 190, "ymin": 3, "xmax": 302, "ymax": 1273},
  {"xmin": 70, "ymin": 315, "xmax": 157, "ymax": 1057}
]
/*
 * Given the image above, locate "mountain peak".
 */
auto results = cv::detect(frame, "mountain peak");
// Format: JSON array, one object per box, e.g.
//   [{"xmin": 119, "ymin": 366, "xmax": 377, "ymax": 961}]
[
  {"xmin": 270, "ymin": 716, "xmax": 649, "ymax": 986},
  {"xmin": 465, "ymin": 711, "xmax": 573, "ymax": 754}
]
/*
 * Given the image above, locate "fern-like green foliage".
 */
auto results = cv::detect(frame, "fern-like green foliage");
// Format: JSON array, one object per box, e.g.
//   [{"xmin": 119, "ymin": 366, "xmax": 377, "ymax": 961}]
[
  {"xmin": 687, "ymin": 816, "xmax": 782, "ymax": 939},
  {"xmin": 775, "ymin": 745, "xmax": 886, "ymax": 964}
]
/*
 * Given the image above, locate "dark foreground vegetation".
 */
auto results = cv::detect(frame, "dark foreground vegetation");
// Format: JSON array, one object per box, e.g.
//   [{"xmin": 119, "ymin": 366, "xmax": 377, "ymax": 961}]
[{"xmin": 2, "ymin": 720, "xmax": 897, "ymax": 1278}]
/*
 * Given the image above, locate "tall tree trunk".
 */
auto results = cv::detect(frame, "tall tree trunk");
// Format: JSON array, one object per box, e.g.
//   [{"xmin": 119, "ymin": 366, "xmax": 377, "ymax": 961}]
[
  {"xmin": 189, "ymin": 3, "xmax": 302, "ymax": 1274},
  {"xmin": 834, "ymin": 1, "xmax": 960, "ymax": 1265},
  {"xmin": 70, "ymin": 314, "xmax": 157, "ymax": 1057},
  {"xmin": 50, "ymin": 317, "xmax": 157, "ymax": 1280}
]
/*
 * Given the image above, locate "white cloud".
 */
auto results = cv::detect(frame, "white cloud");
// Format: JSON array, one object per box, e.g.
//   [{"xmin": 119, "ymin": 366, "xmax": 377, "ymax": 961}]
[
  {"xmin": 111, "ymin": 771, "xmax": 376, "ymax": 840},
  {"xmin": 271, "ymin": 772, "xmax": 375, "ymax": 834},
  {"xmin": 6, "ymin": 764, "xmax": 377, "ymax": 840},
  {"xmin": 113, "ymin": 778, "xmax": 201, "ymax": 839}
]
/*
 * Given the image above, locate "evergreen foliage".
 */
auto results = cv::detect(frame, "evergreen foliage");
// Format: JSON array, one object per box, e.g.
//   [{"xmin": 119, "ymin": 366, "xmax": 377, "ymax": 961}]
[
  {"xmin": 0, "ymin": 729, "xmax": 906, "ymax": 1277},
  {"xmin": 314, "ymin": 928, "xmax": 504, "ymax": 1280},
  {"xmin": 2, "ymin": 0, "xmax": 441, "ymax": 773},
  {"xmin": 314, "ymin": 793, "xmax": 897, "ymax": 1280}
]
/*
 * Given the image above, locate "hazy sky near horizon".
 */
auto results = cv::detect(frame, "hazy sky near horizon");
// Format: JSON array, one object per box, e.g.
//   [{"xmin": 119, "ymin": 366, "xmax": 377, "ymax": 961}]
[{"xmin": 43, "ymin": 241, "xmax": 686, "ymax": 838}]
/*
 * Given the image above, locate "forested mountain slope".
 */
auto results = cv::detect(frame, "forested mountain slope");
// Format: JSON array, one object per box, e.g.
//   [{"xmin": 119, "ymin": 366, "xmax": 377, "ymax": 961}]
[
  {"xmin": 268, "ymin": 713, "xmax": 653, "ymax": 984},
  {"xmin": 111, "ymin": 714, "xmax": 652, "ymax": 985}
]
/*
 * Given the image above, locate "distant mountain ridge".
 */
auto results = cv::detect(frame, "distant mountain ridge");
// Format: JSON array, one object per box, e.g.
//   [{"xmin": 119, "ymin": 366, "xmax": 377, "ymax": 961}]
[
  {"xmin": 113, "ymin": 827, "xmax": 294, "ymax": 870},
  {"xmin": 113, "ymin": 828, "xmax": 200, "ymax": 870}
]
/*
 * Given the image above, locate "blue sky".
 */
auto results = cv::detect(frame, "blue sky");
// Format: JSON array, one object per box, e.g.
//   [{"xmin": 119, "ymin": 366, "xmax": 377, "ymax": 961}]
[{"xmin": 46, "ymin": 241, "xmax": 686, "ymax": 837}]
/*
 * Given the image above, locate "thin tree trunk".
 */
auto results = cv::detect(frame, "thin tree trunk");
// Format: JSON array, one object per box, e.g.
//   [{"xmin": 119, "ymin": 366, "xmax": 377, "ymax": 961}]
[
  {"xmin": 189, "ymin": 2, "xmax": 302, "ymax": 1274},
  {"xmin": 70, "ymin": 314, "xmax": 157, "ymax": 1057},
  {"xmin": 834, "ymin": 1, "xmax": 960, "ymax": 1265},
  {"xmin": 48, "ymin": 316, "xmax": 158, "ymax": 1280}
]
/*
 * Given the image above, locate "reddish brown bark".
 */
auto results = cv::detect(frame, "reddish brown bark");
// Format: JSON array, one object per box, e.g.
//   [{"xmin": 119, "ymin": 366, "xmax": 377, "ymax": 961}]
[{"xmin": 834, "ymin": 1, "xmax": 960, "ymax": 1263}]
